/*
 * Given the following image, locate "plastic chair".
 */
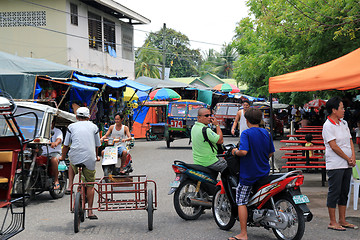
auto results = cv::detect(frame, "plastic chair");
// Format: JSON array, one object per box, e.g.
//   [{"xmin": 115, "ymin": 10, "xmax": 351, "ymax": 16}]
[{"xmin": 347, "ymin": 160, "xmax": 360, "ymax": 210}]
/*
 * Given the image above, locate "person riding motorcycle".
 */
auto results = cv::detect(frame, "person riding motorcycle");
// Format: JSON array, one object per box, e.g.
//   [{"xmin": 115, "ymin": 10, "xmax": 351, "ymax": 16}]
[
  {"xmin": 41, "ymin": 119, "xmax": 63, "ymax": 190},
  {"xmin": 190, "ymin": 107, "xmax": 227, "ymax": 172},
  {"xmin": 100, "ymin": 112, "xmax": 132, "ymax": 174}
]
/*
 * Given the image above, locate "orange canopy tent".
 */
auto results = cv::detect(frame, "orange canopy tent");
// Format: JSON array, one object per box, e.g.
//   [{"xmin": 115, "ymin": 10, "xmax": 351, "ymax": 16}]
[{"xmin": 269, "ymin": 48, "xmax": 360, "ymax": 93}]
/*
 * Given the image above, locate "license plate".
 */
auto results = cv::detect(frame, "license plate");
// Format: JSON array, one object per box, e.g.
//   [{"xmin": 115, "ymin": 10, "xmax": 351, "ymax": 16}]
[
  {"xmin": 170, "ymin": 180, "xmax": 180, "ymax": 188},
  {"xmin": 293, "ymin": 195, "xmax": 310, "ymax": 204}
]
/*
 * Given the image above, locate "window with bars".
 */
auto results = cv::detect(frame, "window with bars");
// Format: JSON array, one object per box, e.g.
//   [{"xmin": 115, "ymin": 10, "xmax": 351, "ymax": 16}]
[
  {"xmin": 88, "ymin": 11, "xmax": 102, "ymax": 51},
  {"xmin": 104, "ymin": 18, "xmax": 116, "ymax": 54},
  {"xmin": 121, "ymin": 24, "xmax": 134, "ymax": 60},
  {"xmin": 70, "ymin": 3, "xmax": 78, "ymax": 26}
]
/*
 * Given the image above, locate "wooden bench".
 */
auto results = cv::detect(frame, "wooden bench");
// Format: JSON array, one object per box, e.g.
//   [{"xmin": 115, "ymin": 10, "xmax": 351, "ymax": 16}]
[
  {"xmin": 281, "ymin": 156, "xmax": 323, "ymax": 159},
  {"xmin": 0, "ymin": 151, "xmax": 14, "ymax": 201},
  {"xmin": 284, "ymin": 152, "xmax": 323, "ymax": 156},
  {"xmin": 286, "ymin": 161, "xmax": 325, "ymax": 165},
  {"xmin": 282, "ymin": 165, "xmax": 326, "ymax": 186}
]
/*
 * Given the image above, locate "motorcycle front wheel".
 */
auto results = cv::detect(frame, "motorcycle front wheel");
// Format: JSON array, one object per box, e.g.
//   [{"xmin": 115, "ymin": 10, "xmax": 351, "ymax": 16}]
[
  {"xmin": 173, "ymin": 180, "xmax": 204, "ymax": 220},
  {"xmin": 50, "ymin": 171, "xmax": 67, "ymax": 199},
  {"xmin": 212, "ymin": 186, "xmax": 236, "ymax": 230},
  {"xmin": 272, "ymin": 196, "xmax": 305, "ymax": 240}
]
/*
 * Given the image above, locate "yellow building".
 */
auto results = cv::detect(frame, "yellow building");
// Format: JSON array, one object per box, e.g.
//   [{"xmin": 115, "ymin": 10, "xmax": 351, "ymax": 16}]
[{"xmin": 0, "ymin": 0, "xmax": 150, "ymax": 79}]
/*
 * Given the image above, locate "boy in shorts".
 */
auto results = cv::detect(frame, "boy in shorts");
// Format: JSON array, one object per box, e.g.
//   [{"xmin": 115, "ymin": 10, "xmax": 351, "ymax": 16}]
[
  {"xmin": 230, "ymin": 108, "xmax": 275, "ymax": 240},
  {"xmin": 60, "ymin": 107, "xmax": 101, "ymax": 219}
]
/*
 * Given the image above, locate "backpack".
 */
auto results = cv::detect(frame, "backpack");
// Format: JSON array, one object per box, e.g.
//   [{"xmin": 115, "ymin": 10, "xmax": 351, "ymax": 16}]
[{"xmin": 202, "ymin": 127, "xmax": 225, "ymax": 154}]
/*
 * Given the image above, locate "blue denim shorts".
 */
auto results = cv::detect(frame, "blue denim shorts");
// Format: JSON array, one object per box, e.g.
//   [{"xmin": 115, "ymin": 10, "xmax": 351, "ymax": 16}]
[{"xmin": 117, "ymin": 146, "xmax": 127, "ymax": 156}]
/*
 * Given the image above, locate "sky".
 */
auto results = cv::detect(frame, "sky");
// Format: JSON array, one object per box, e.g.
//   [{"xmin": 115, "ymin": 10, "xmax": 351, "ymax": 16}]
[{"xmin": 116, "ymin": 0, "xmax": 250, "ymax": 53}]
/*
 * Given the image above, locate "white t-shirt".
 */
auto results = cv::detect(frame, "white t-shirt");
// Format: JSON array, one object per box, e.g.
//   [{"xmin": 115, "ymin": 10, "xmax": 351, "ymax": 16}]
[
  {"xmin": 64, "ymin": 121, "xmax": 101, "ymax": 171},
  {"xmin": 239, "ymin": 109, "xmax": 249, "ymax": 136},
  {"xmin": 322, "ymin": 118, "xmax": 352, "ymax": 170},
  {"xmin": 110, "ymin": 124, "xmax": 126, "ymax": 148},
  {"xmin": 42, "ymin": 127, "xmax": 63, "ymax": 154}
]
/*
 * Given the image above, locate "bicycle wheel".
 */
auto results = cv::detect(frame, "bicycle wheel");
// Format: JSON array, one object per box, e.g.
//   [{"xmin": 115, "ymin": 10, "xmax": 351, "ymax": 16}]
[
  {"xmin": 147, "ymin": 189, "xmax": 154, "ymax": 231},
  {"xmin": 74, "ymin": 192, "xmax": 82, "ymax": 233}
]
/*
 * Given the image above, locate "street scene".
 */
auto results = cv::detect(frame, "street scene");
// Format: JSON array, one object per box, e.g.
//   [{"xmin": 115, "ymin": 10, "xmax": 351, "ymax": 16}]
[
  {"xmin": 1, "ymin": 1, "xmax": 360, "ymax": 240},
  {"xmin": 4, "ymin": 137, "xmax": 359, "ymax": 240}
]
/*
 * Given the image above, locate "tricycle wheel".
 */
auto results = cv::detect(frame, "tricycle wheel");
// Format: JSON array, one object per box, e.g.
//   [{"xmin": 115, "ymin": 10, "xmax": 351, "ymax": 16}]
[
  {"xmin": 166, "ymin": 139, "xmax": 171, "ymax": 148},
  {"xmin": 50, "ymin": 171, "xmax": 67, "ymax": 199},
  {"xmin": 74, "ymin": 192, "xmax": 82, "ymax": 233},
  {"xmin": 146, "ymin": 131, "xmax": 151, "ymax": 141},
  {"xmin": 147, "ymin": 189, "xmax": 154, "ymax": 231}
]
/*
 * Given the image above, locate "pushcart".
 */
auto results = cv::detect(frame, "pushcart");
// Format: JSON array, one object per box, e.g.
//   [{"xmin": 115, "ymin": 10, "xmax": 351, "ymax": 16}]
[
  {"xmin": 0, "ymin": 92, "xmax": 38, "ymax": 239},
  {"xmin": 70, "ymin": 165, "xmax": 157, "ymax": 233}
]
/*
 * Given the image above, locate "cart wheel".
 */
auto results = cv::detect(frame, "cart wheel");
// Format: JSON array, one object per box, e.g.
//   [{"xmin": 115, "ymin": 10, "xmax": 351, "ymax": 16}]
[
  {"xmin": 74, "ymin": 192, "xmax": 82, "ymax": 233},
  {"xmin": 147, "ymin": 189, "xmax": 154, "ymax": 231}
]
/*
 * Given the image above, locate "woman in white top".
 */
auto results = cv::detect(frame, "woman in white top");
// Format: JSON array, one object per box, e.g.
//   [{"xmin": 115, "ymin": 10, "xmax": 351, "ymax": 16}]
[
  {"xmin": 231, "ymin": 100, "xmax": 250, "ymax": 136},
  {"xmin": 101, "ymin": 112, "xmax": 132, "ymax": 174},
  {"xmin": 322, "ymin": 97, "xmax": 357, "ymax": 231}
]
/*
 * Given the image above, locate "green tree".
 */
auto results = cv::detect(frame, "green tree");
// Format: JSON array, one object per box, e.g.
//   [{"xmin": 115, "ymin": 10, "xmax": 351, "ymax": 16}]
[
  {"xmin": 135, "ymin": 42, "xmax": 162, "ymax": 78},
  {"xmin": 213, "ymin": 43, "xmax": 237, "ymax": 78},
  {"xmin": 144, "ymin": 28, "xmax": 202, "ymax": 78},
  {"xmin": 232, "ymin": 0, "xmax": 360, "ymax": 105}
]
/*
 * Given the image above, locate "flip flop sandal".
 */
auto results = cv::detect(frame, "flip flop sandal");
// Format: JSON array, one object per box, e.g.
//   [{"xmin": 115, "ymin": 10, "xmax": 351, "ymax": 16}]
[
  {"xmin": 87, "ymin": 215, "xmax": 98, "ymax": 220},
  {"xmin": 328, "ymin": 225, "xmax": 346, "ymax": 231},
  {"xmin": 341, "ymin": 224, "xmax": 359, "ymax": 229}
]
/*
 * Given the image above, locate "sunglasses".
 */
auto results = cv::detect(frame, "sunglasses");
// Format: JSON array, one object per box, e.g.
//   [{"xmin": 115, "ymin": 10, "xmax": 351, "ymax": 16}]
[{"xmin": 200, "ymin": 114, "xmax": 212, "ymax": 117}]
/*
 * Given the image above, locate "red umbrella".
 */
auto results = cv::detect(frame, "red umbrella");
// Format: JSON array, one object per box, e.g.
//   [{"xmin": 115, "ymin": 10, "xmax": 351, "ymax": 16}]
[{"xmin": 304, "ymin": 99, "xmax": 327, "ymax": 109}]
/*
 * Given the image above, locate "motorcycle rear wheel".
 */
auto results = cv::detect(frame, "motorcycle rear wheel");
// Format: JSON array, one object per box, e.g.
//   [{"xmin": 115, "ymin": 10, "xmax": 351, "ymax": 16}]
[
  {"xmin": 212, "ymin": 186, "xmax": 236, "ymax": 230},
  {"xmin": 173, "ymin": 180, "xmax": 204, "ymax": 220},
  {"xmin": 272, "ymin": 196, "xmax": 305, "ymax": 240}
]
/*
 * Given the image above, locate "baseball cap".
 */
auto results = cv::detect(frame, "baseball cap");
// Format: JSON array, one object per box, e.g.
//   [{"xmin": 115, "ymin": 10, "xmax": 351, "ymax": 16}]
[{"xmin": 76, "ymin": 107, "xmax": 90, "ymax": 118}]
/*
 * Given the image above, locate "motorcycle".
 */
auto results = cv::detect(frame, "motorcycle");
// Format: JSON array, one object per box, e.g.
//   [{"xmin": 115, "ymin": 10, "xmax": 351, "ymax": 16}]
[
  {"xmin": 168, "ymin": 160, "xmax": 218, "ymax": 220},
  {"xmin": 102, "ymin": 137, "xmax": 133, "ymax": 177},
  {"xmin": 12, "ymin": 143, "xmax": 68, "ymax": 206},
  {"xmin": 212, "ymin": 144, "xmax": 313, "ymax": 240}
]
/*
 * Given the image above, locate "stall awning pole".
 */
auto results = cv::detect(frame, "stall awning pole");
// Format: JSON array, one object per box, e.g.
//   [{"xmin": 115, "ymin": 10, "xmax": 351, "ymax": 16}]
[
  {"xmin": 270, "ymin": 93, "xmax": 275, "ymax": 174},
  {"xmin": 58, "ymin": 85, "xmax": 71, "ymax": 109}
]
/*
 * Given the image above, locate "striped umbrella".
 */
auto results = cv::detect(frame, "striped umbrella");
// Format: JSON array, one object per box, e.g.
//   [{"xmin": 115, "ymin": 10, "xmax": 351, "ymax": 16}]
[
  {"xmin": 213, "ymin": 83, "xmax": 240, "ymax": 93},
  {"xmin": 149, "ymin": 88, "xmax": 181, "ymax": 101}
]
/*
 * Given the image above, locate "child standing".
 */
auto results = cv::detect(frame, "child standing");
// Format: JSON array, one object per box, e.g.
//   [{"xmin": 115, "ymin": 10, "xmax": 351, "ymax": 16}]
[
  {"xmin": 305, "ymin": 133, "xmax": 314, "ymax": 157},
  {"xmin": 230, "ymin": 108, "xmax": 275, "ymax": 240}
]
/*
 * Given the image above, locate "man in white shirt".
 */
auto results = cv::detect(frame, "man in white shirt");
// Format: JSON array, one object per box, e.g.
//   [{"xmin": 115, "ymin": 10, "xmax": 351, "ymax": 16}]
[
  {"xmin": 60, "ymin": 107, "xmax": 101, "ymax": 219},
  {"xmin": 42, "ymin": 119, "xmax": 63, "ymax": 189}
]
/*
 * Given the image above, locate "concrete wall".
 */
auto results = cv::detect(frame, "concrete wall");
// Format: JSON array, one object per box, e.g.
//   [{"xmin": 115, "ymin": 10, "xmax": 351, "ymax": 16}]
[
  {"xmin": 0, "ymin": 0, "xmax": 67, "ymax": 64},
  {"xmin": 0, "ymin": 0, "xmax": 136, "ymax": 79},
  {"xmin": 65, "ymin": 0, "xmax": 135, "ymax": 79}
]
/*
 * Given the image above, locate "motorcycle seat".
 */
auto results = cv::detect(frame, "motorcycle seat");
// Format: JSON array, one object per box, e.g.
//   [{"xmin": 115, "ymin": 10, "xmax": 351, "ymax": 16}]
[
  {"xmin": 252, "ymin": 173, "xmax": 284, "ymax": 193},
  {"xmin": 180, "ymin": 162, "xmax": 218, "ymax": 179}
]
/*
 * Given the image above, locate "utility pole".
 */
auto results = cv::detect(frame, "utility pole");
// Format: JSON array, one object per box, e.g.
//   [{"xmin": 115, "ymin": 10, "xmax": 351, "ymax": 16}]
[{"xmin": 162, "ymin": 23, "xmax": 166, "ymax": 80}]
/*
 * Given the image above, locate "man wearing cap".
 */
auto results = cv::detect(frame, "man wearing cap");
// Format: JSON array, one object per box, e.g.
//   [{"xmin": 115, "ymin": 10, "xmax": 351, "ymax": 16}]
[{"xmin": 60, "ymin": 107, "xmax": 101, "ymax": 219}]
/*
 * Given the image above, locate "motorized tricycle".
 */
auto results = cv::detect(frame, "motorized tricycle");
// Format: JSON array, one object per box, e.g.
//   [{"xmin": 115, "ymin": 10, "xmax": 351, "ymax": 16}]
[
  {"xmin": 0, "ymin": 92, "xmax": 37, "ymax": 238},
  {"xmin": 165, "ymin": 100, "xmax": 207, "ymax": 148},
  {"xmin": 4, "ymin": 101, "xmax": 76, "ymax": 206}
]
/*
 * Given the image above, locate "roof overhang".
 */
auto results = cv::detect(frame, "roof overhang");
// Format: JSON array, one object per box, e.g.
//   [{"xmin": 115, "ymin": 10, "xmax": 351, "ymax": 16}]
[{"xmin": 82, "ymin": 0, "xmax": 150, "ymax": 25}]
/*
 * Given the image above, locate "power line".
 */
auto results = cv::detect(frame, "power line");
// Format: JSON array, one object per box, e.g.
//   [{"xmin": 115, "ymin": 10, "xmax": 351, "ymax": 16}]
[{"xmin": 17, "ymin": 0, "xmax": 226, "ymax": 49}]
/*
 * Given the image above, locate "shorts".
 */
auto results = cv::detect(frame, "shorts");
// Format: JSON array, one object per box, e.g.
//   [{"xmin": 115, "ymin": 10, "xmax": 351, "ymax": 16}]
[
  {"xmin": 236, "ymin": 183, "xmax": 252, "ymax": 206},
  {"xmin": 207, "ymin": 158, "xmax": 227, "ymax": 172},
  {"xmin": 71, "ymin": 163, "xmax": 96, "ymax": 186},
  {"xmin": 117, "ymin": 145, "xmax": 127, "ymax": 157},
  {"xmin": 356, "ymin": 137, "xmax": 360, "ymax": 145},
  {"xmin": 47, "ymin": 152, "xmax": 60, "ymax": 160},
  {"xmin": 326, "ymin": 168, "xmax": 352, "ymax": 208}
]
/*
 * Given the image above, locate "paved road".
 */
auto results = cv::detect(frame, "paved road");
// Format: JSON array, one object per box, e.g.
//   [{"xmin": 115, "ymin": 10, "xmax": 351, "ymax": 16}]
[{"xmin": 5, "ymin": 136, "xmax": 360, "ymax": 239}]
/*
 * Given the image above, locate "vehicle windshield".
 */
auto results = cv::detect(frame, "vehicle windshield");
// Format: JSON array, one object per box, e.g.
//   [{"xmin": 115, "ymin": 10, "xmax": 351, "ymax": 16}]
[
  {"xmin": 188, "ymin": 104, "xmax": 204, "ymax": 117},
  {"xmin": 215, "ymin": 106, "xmax": 227, "ymax": 115},
  {"xmin": 170, "ymin": 104, "xmax": 187, "ymax": 117},
  {"xmin": 228, "ymin": 106, "xmax": 240, "ymax": 115},
  {"xmin": 0, "ymin": 107, "xmax": 43, "ymax": 139}
]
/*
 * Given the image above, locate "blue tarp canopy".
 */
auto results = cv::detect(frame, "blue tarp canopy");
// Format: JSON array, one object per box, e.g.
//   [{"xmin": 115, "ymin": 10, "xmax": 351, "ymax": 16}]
[
  {"xmin": 73, "ymin": 72, "xmax": 152, "ymax": 91},
  {"xmin": 67, "ymin": 81, "xmax": 99, "ymax": 91},
  {"xmin": 73, "ymin": 72, "xmax": 126, "ymax": 88}
]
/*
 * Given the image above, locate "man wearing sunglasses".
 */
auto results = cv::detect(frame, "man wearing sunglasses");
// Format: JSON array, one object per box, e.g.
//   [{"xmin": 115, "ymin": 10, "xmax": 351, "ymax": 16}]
[{"xmin": 191, "ymin": 108, "xmax": 227, "ymax": 172}]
